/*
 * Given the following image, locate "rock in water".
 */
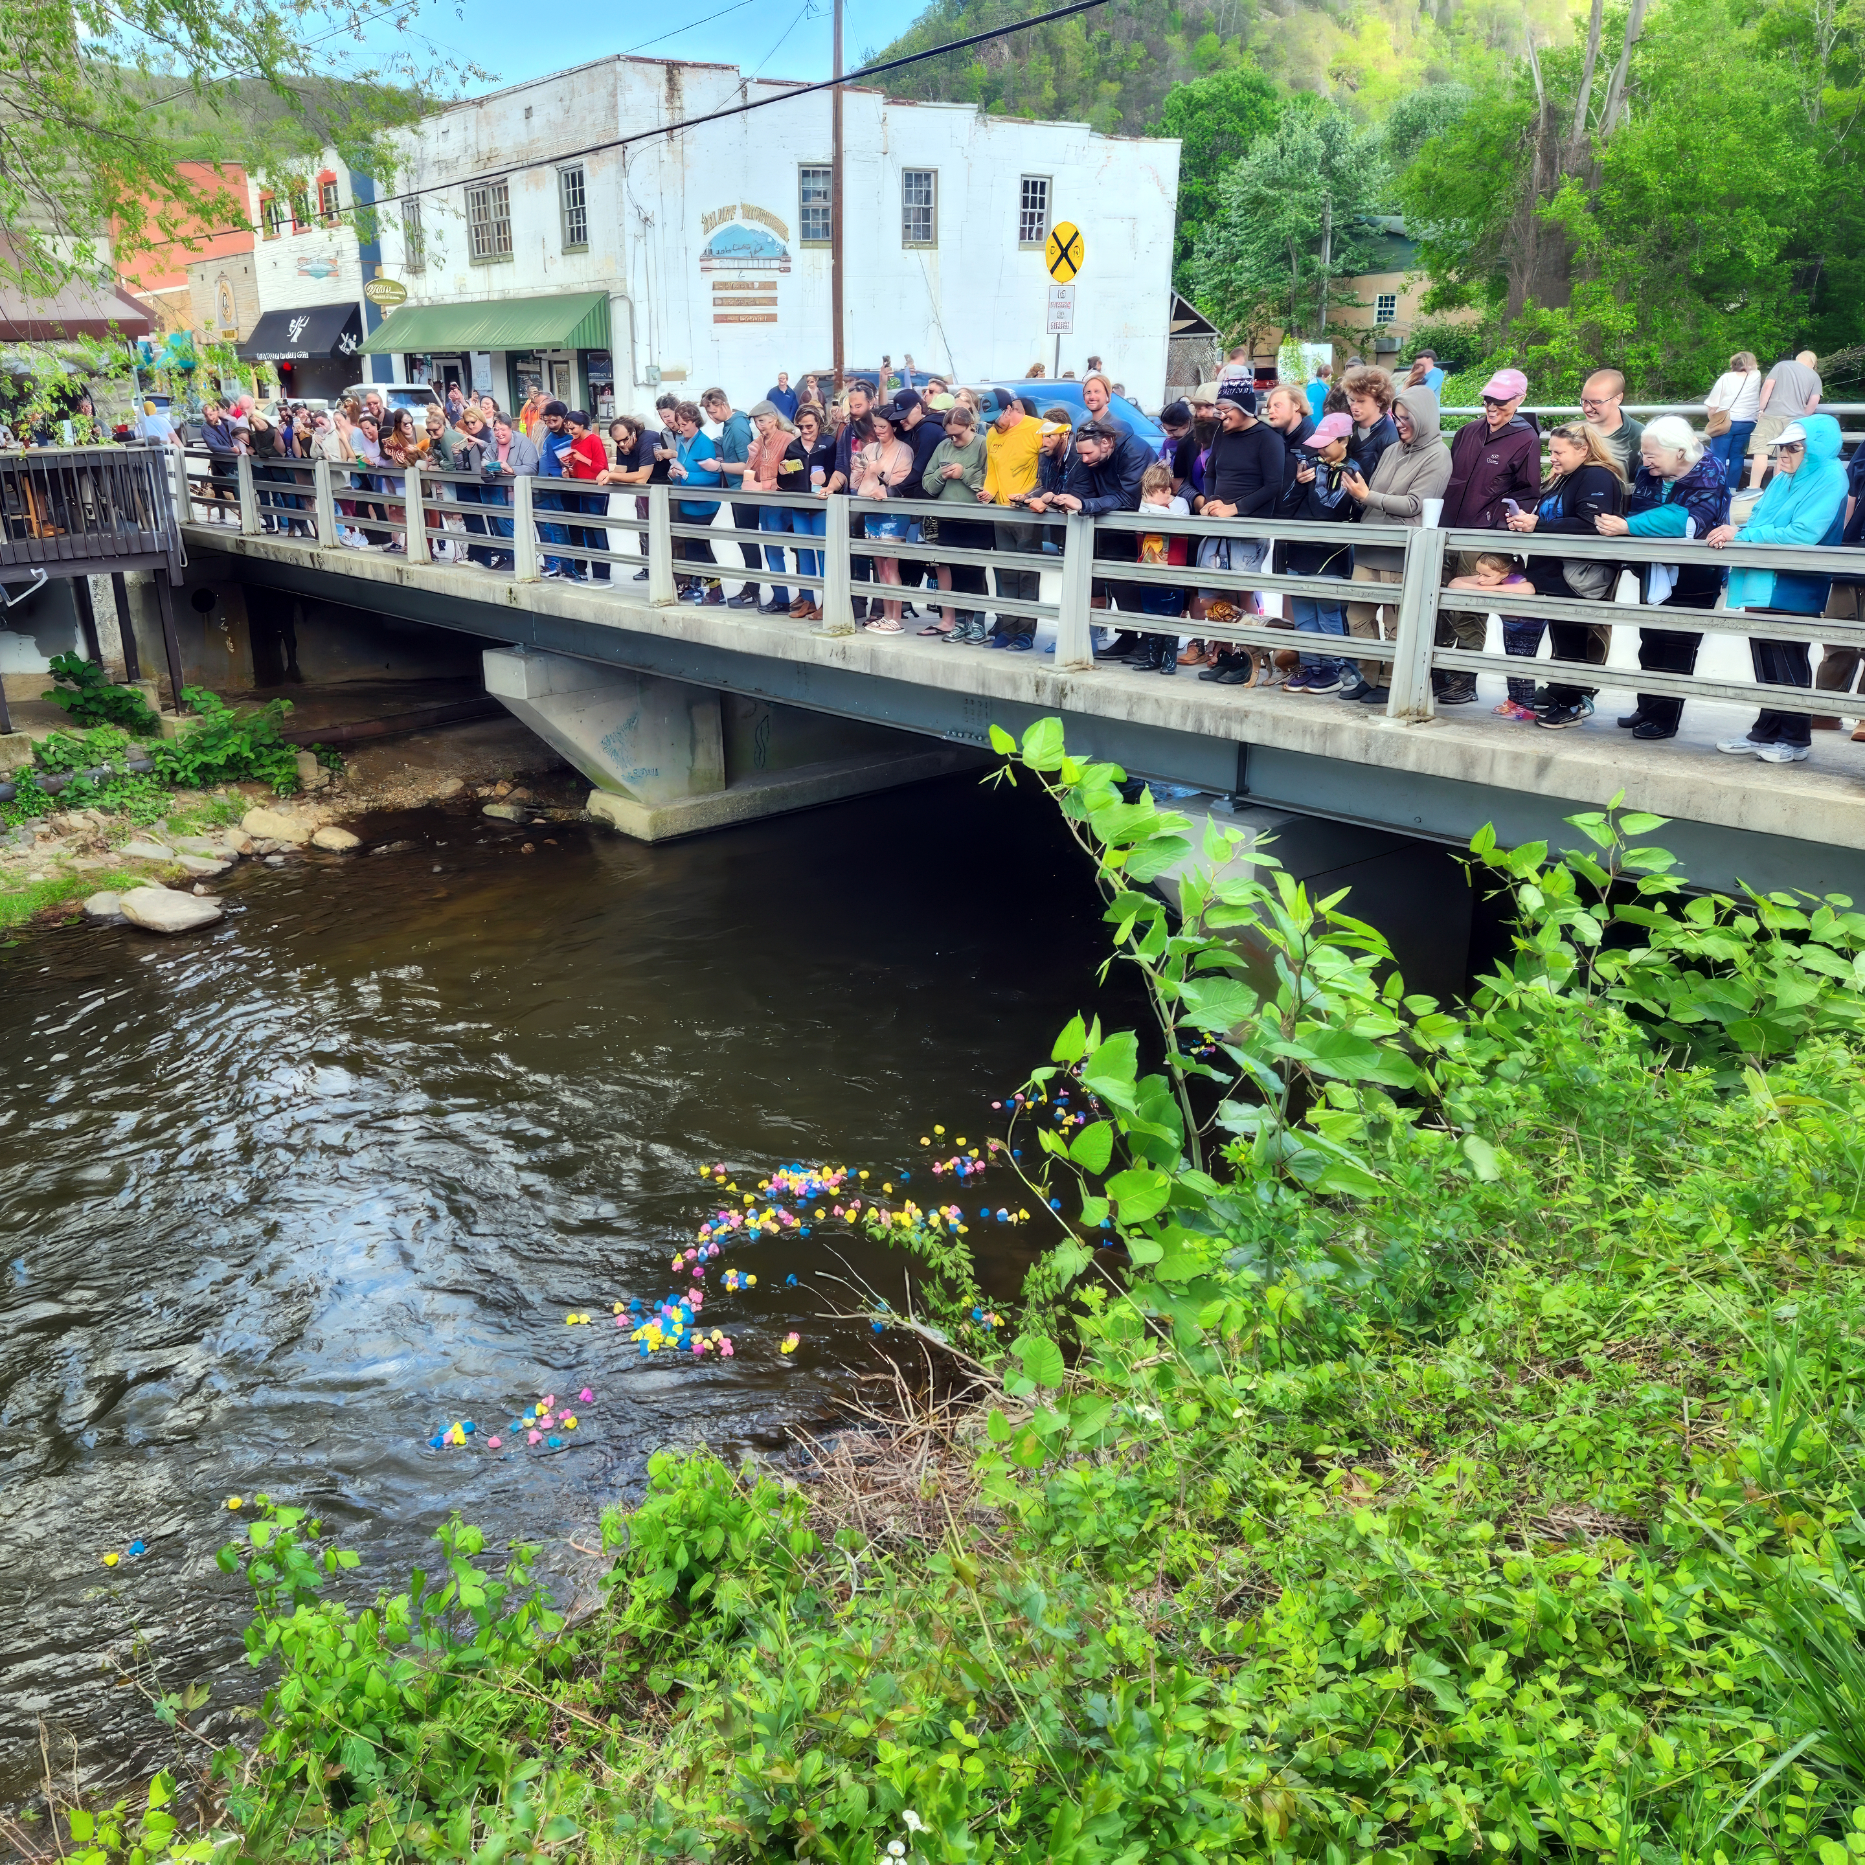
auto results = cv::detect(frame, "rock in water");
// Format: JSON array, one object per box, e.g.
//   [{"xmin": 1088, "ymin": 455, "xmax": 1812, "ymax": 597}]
[
  {"xmin": 118, "ymin": 887, "xmax": 224, "ymax": 934},
  {"xmin": 241, "ymin": 807, "xmax": 313, "ymax": 845},
  {"xmin": 482, "ymin": 802, "xmax": 527, "ymax": 822},
  {"xmin": 175, "ymin": 854, "xmax": 231, "ymax": 877},
  {"xmin": 83, "ymin": 892, "xmax": 123, "ymax": 919},
  {"xmin": 431, "ymin": 777, "xmax": 465, "ymax": 799},
  {"xmin": 119, "ymin": 838, "xmax": 175, "ymax": 861},
  {"xmin": 310, "ymin": 825, "xmax": 360, "ymax": 852}
]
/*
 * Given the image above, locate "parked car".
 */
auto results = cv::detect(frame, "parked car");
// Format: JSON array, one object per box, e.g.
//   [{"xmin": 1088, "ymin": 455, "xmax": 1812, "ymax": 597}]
[
  {"xmin": 337, "ymin": 382, "xmax": 441, "ymax": 415},
  {"xmin": 966, "ymin": 380, "xmax": 1164, "ymax": 453}
]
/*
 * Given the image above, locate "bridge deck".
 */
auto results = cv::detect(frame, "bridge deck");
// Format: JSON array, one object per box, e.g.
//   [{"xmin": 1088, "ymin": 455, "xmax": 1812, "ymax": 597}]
[{"xmin": 182, "ymin": 523, "xmax": 1865, "ymax": 896}]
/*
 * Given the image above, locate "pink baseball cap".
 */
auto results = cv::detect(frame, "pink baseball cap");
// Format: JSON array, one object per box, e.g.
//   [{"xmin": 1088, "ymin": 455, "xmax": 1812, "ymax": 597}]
[
  {"xmin": 1302, "ymin": 412, "xmax": 1354, "ymax": 449},
  {"xmin": 1481, "ymin": 368, "xmax": 1528, "ymax": 401}
]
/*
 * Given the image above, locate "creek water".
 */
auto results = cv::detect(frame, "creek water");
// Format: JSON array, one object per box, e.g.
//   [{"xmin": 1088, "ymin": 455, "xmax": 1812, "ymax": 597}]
[{"xmin": 0, "ymin": 772, "xmax": 1141, "ymax": 1804}]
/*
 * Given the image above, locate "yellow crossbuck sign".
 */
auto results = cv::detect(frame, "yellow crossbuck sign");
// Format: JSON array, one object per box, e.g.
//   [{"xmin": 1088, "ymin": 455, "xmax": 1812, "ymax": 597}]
[{"xmin": 1045, "ymin": 221, "xmax": 1084, "ymax": 283}]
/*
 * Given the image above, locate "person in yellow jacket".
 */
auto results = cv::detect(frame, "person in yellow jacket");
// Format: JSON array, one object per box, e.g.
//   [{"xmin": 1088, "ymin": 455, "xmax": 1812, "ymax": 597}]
[{"xmin": 977, "ymin": 392, "xmax": 1044, "ymax": 648}]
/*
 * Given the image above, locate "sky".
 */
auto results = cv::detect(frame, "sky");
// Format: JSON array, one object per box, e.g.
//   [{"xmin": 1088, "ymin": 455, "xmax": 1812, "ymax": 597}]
[{"xmin": 369, "ymin": 0, "xmax": 937, "ymax": 95}]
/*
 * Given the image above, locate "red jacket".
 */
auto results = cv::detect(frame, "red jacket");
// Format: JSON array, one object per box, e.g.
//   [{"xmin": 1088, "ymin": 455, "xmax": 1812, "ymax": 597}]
[
  {"xmin": 565, "ymin": 433, "xmax": 607, "ymax": 481},
  {"xmin": 1442, "ymin": 413, "xmax": 1541, "ymax": 531}
]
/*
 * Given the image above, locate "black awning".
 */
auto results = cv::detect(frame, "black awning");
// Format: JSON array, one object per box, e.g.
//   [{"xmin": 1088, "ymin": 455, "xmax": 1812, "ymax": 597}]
[{"xmin": 238, "ymin": 302, "xmax": 363, "ymax": 362}]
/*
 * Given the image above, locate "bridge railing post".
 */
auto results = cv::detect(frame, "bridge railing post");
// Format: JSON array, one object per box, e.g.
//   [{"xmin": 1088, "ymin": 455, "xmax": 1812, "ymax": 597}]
[
  {"xmin": 404, "ymin": 464, "xmax": 430, "ymax": 565},
  {"xmin": 512, "ymin": 473, "xmax": 540, "ymax": 582},
  {"xmin": 1055, "ymin": 512, "xmax": 1095, "ymax": 670},
  {"xmin": 816, "ymin": 496, "xmax": 856, "ymax": 636},
  {"xmin": 170, "ymin": 447, "xmax": 191, "ymax": 522},
  {"xmin": 313, "ymin": 459, "xmax": 338, "ymax": 548},
  {"xmin": 236, "ymin": 454, "xmax": 260, "ymax": 536},
  {"xmin": 647, "ymin": 483, "xmax": 676, "ymax": 605},
  {"xmin": 1386, "ymin": 525, "xmax": 1445, "ymax": 723}
]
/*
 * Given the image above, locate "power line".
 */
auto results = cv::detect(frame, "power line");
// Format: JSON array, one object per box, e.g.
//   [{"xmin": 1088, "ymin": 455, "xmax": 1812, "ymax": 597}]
[
  {"xmin": 116, "ymin": 0, "xmax": 1109, "ymax": 255},
  {"xmin": 622, "ymin": 0, "xmax": 762, "ymax": 56}
]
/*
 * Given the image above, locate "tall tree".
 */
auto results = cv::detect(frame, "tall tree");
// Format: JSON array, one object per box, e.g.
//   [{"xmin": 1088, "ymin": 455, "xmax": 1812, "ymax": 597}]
[
  {"xmin": 1146, "ymin": 62, "xmax": 1283, "ymax": 278},
  {"xmin": 1187, "ymin": 105, "xmax": 1388, "ymax": 349},
  {"xmin": 0, "ymin": 0, "xmax": 458, "ymax": 296}
]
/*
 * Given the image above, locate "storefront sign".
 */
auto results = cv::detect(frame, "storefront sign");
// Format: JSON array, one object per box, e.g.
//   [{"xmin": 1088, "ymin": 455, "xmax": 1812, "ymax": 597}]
[{"xmin": 363, "ymin": 277, "xmax": 408, "ymax": 307}]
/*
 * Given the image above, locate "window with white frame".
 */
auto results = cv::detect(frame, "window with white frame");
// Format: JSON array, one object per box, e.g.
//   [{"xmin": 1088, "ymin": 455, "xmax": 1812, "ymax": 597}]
[
  {"xmin": 466, "ymin": 179, "xmax": 513, "ymax": 263},
  {"xmin": 319, "ymin": 177, "xmax": 340, "ymax": 223},
  {"xmin": 260, "ymin": 195, "xmax": 283, "ymax": 240},
  {"xmin": 798, "ymin": 165, "xmax": 832, "ymax": 245},
  {"xmin": 1018, "ymin": 175, "xmax": 1050, "ymax": 246},
  {"xmin": 402, "ymin": 199, "xmax": 426, "ymax": 272},
  {"xmin": 558, "ymin": 165, "xmax": 588, "ymax": 252},
  {"xmin": 1375, "ymin": 293, "xmax": 1398, "ymax": 325},
  {"xmin": 901, "ymin": 168, "xmax": 937, "ymax": 247}
]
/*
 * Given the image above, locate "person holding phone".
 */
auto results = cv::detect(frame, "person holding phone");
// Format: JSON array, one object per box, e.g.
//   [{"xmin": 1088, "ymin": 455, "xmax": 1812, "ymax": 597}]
[
  {"xmin": 1433, "ymin": 368, "xmax": 1541, "ymax": 705},
  {"xmin": 788, "ymin": 402, "xmax": 835, "ymax": 621},
  {"xmin": 1335, "ymin": 385, "xmax": 1452, "ymax": 705}
]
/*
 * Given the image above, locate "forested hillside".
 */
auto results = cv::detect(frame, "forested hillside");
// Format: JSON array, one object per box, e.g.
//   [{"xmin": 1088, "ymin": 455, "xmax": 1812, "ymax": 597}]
[
  {"xmin": 875, "ymin": 0, "xmax": 1865, "ymax": 398},
  {"xmin": 865, "ymin": 0, "xmax": 1570, "ymax": 133}
]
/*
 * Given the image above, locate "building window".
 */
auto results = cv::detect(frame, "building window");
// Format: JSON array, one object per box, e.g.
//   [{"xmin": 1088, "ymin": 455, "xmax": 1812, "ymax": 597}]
[
  {"xmin": 1375, "ymin": 292, "xmax": 1398, "ymax": 325},
  {"xmin": 466, "ymin": 179, "xmax": 513, "ymax": 263},
  {"xmin": 402, "ymin": 199, "xmax": 426, "ymax": 273},
  {"xmin": 289, "ymin": 186, "xmax": 311, "ymax": 232},
  {"xmin": 1018, "ymin": 175, "xmax": 1050, "ymax": 247},
  {"xmin": 798, "ymin": 165, "xmax": 831, "ymax": 245},
  {"xmin": 260, "ymin": 194, "xmax": 283, "ymax": 240},
  {"xmin": 558, "ymin": 165, "xmax": 588, "ymax": 252},
  {"xmin": 318, "ymin": 176, "xmax": 340, "ymax": 224},
  {"xmin": 901, "ymin": 168, "xmax": 937, "ymax": 248}
]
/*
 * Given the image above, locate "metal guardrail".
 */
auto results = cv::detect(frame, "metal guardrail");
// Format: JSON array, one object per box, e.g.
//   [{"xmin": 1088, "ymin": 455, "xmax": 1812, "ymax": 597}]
[{"xmin": 175, "ymin": 446, "xmax": 1865, "ymax": 726}]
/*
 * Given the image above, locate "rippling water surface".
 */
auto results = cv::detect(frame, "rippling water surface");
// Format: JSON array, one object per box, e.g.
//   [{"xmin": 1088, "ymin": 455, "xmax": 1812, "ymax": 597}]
[{"xmin": 0, "ymin": 772, "xmax": 1134, "ymax": 1801}]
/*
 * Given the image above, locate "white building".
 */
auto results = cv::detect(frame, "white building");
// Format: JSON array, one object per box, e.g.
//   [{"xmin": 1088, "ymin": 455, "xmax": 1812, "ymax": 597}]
[{"xmin": 242, "ymin": 56, "xmax": 1180, "ymax": 414}]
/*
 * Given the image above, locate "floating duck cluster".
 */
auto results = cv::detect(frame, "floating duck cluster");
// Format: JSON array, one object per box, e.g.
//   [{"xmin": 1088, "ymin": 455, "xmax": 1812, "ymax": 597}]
[
  {"xmin": 429, "ymin": 1387, "xmax": 597, "ymax": 1452},
  {"xmin": 99, "ymin": 1539, "xmax": 147, "ymax": 1568}
]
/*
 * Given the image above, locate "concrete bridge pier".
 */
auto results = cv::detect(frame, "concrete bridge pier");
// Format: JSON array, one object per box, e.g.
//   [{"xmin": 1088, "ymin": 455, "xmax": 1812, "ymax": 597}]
[{"xmin": 483, "ymin": 647, "xmax": 982, "ymax": 841}]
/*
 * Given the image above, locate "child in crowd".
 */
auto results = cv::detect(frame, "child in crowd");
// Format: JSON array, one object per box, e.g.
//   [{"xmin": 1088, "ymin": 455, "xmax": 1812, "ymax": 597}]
[
  {"xmin": 1445, "ymin": 551, "xmax": 1536, "ymax": 718},
  {"xmin": 1133, "ymin": 463, "xmax": 1189, "ymax": 676}
]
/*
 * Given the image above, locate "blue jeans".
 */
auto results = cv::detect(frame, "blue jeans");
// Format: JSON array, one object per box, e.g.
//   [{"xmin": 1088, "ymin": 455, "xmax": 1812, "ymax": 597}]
[
  {"xmin": 759, "ymin": 506, "xmax": 792, "ymax": 607},
  {"xmin": 536, "ymin": 485, "xmax": 569, "ymax": 572},
  {"xmin": 1287, "ymin": 590, "xmax": 1346, "ymax": 674},
  {"xmin": 791, "ymin": 504, "xmax": 826, "ymax": 581},
  {"xmin": 1709, "ymin": 422, "xmax": 1755, "ymax": 490}
]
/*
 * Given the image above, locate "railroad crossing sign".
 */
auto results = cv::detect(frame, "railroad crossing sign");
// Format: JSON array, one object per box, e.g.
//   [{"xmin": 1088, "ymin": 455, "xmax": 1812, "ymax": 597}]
[{"xmin": 1045, "ymin": 221, "xmax": 1084, "ymax": 283}]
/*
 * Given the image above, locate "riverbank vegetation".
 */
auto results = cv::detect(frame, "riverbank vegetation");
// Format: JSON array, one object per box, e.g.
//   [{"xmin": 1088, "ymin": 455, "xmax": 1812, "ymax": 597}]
[{"xmin": 27, "ymin": 717, "xmax": 1865, "ymax": 1862}]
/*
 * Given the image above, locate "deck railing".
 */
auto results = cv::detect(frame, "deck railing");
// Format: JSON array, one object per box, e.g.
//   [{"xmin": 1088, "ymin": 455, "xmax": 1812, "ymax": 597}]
[
  {"xmin": 175, "ymin": 447, "xmax": 1865, "ymax": 726},
  {"xmin": 2, "ymin": 443, "xmax": 182, "ymax": 578}
]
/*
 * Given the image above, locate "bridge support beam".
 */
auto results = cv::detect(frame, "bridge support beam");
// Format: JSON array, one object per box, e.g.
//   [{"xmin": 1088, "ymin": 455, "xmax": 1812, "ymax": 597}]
[{"xmin": 483, "ymin": 647, "xmax": 981, "ymax": 841}]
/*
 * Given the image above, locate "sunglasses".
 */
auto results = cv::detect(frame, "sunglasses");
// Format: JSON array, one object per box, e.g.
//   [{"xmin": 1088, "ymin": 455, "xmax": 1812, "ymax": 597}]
[
  {"xmin": 1774, "ymin": 441, "xmax": 1806, "ymax": 454},
  {"xmin": 1481, "ymin": 395, "xmax": 1515, "ymax": 408}
]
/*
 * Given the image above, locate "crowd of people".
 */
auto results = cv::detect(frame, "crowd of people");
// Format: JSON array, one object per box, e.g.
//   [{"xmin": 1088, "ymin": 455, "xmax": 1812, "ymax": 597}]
[{"xmin": 182, "ymin": 347, "xmax": 1863, "ymax": 756}]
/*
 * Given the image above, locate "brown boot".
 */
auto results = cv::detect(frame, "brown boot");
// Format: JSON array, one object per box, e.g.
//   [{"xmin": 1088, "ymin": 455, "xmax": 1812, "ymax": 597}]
[
  {"xmin": 807, "ymin": 603, "xmax": 824, "ymax": 622},
  {"xmin": 788, "ymin": 597, "xmax": 812, "ymax": 618}
]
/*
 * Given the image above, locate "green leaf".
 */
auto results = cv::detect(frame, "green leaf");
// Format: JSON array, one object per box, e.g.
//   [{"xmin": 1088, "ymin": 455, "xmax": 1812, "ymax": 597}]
[
  {"xmin": 986, "ymin": 1408, "xmax": 1013, "ymax": 1443},
  {"xmin": 1069, "ymin": 1119, "xmax": 1114, "ymax": 1174},
  {"xmin": 1081, "ymin": 1031, "xmax": 1139, "ymax": 1098},
  {"xmin": 1124, "ymin": 834, "xmax": 1193, "ymax": 883},
  {"xmin": 1178, "ymin": 975, "xmax": 1257, "ymax": 1031},
  {"xmin": 1105, "ymin": 1166, "xmax": 1172, "ymax": 1224},
  {"xmin": 1021, "ymin": 716, "xmax": 1066, "ymax": 771},
  {"xmin": 1078, "ymin": 1194, "xmax": 1110, "ymax": 1226},
  {"xmin": 988, "ymin": 722, "xmax": 1017, "ymax": 754},
  {"xmin": 1463, "ymin": 1133, "xmax": 1501, "ymax": 1181},
  {"xmin": 1013, "ymin": 1333, "xmax": 1066, "ymax": 1388},
  {"xmin": 1051, "ymin": 1014, "xmax": 1087, "ymax": 1064},
  {"xmin": 1618, "ymin": 811, "xmax": 1669, "ymax": 834}
]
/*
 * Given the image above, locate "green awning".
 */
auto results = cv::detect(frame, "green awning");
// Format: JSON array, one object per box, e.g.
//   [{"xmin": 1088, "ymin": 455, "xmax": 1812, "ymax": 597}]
[{"xmin": 357, "ymin": 290, "xmax": 611, "ymax": 356}]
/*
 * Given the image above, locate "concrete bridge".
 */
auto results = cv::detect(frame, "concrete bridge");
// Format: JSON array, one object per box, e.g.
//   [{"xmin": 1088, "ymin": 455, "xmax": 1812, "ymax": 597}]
[{"xmin": 165, "ymin": 450, "xmax": 1865, "ymax": 897}]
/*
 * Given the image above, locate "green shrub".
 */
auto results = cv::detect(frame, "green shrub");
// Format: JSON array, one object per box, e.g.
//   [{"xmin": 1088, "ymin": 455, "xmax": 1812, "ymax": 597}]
[{"xmin": 41, "ymin": 652, "xmax": 160, "ymax": 732}]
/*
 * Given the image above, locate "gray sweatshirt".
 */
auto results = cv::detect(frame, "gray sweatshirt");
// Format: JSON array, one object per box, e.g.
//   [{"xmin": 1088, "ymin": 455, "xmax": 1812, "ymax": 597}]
[{"xmin": 1355, "ymin": 386, "xmax": 1454, "ymax": 573}]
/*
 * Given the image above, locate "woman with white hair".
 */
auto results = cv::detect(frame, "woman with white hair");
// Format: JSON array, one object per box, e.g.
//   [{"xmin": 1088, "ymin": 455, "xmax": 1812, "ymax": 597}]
[{"xmin": 1594, "ymin": 413, "xmax": 1731, "ymax": 739}]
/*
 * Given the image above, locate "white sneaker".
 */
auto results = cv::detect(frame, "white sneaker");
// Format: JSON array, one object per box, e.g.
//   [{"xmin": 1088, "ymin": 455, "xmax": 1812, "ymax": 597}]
[
  {"xmin": 1753, "ymin": 742, "xmax": 1810, "ymax": 763},
  {"xmin": 1715, "ymin": 736, "xmax": 1764, "ymax": 755}
]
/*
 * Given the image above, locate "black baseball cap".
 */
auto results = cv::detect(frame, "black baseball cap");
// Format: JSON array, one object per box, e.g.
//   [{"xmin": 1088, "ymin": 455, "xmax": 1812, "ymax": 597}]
[{"xmin": 879, "ymin": 390, "xmax": 923, "ymax": 421}]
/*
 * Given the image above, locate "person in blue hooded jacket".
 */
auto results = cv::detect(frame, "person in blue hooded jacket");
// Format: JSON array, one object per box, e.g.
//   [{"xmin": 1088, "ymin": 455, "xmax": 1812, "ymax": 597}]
[{"xmin": 1709, "ymin": 412, "xmax": 1849, "ymax": 764}]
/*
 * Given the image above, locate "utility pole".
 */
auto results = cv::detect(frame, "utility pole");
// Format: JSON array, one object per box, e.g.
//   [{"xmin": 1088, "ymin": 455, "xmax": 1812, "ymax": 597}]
[
  {"xmin": 1317, "ymin": 192, "xmax": 1332, "ymax": 334},
  {"xmin": 830, "ymin": 0, "xmax": 845, "ymax": 394}
]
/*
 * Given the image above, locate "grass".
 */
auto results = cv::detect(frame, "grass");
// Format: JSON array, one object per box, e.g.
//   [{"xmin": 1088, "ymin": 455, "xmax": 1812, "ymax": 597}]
[{"xmin": 0, "ymin": 864, "xmax": 159, "ymax": 931}]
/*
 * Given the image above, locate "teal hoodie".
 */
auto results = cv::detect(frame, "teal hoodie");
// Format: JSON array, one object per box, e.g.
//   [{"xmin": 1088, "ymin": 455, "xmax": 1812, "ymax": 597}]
[{"xmin": 1726, "ymin": 412, "xmax": 1848, "ymax": 613}]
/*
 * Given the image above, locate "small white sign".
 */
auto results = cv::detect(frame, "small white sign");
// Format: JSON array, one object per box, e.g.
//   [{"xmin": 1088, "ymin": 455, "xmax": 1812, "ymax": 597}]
[
  {"xmin": 471, "ymin": 352, "xmax": 493, "ymax": 393},
  {"xmin": 1046, "ymin": 284, "xmax": 1076, "ymax": 335}
]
